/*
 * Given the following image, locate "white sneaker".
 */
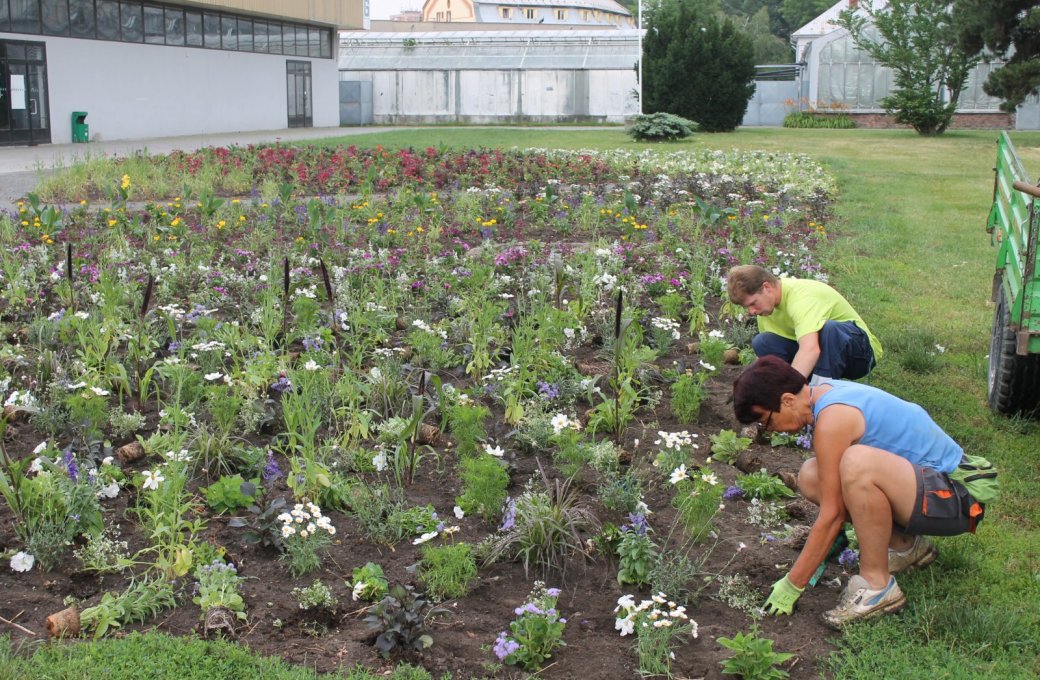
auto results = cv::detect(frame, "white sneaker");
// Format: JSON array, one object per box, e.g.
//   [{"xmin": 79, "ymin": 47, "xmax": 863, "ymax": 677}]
[
  {"xmin": 823, "ymin": 575, "xmax": 906, "ymax": 628},
  {"xmin": 888, "ymin": 535, "xmax": 937, "ymax": 574}
]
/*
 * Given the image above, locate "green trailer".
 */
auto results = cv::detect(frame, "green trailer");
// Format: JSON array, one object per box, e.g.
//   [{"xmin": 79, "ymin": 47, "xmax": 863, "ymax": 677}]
[{"xmin": 987, "ymin": 131, "xmax": 1040, "ymax": 415}]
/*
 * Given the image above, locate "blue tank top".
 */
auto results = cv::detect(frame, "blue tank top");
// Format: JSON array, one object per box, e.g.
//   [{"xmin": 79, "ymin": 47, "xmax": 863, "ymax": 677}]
[{"xmin": 812, "ymin": 381, "xmax": 963, "ymax": 473}]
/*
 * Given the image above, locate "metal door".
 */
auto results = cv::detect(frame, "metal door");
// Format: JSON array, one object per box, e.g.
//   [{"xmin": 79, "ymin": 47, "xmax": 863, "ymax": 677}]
[
  {"xmin": 286, "ymin": 60, "xmax": 312, "ymax": 128},
  {"xmin": 0, "ymin": 40, "xmax": 51, "ymax": 146}
]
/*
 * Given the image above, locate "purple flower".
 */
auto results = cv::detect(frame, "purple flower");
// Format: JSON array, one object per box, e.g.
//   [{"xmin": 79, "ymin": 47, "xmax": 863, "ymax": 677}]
[
  {"xmin": 537, "ymin": 381, "xmax": 560, "ymax": 400},
  {"xmin": 262, "ymin": 451, "xmax": 283, "ymax": 484},
  {"xmin": 622, "ymin": 512, "xmax": 648, "ymax": 536},
  {"xmin": 723, "ymin": 485, "xmax": 745, "ymax": 500},
  {"xmin": 499, "ymin": 497, "xmax": 516, "ymax": 531},
  {"xmin": 270, "ymin": 374, "xmax": 292, "ymax": 394},
  {"xmin": 838, "ymin": 548, "xmax": 859, "ymax": 569},
  {"xmin": 63, "ymin": 449, "xmax": 79, "ymax": 482},
  {"xmin": 302, "ymin": 336, "xmax": 324, "ymax": 352},
  {"xmin": 493, "ymin": 632, "xmax": 520, "ymax": 661},
  {"xmin": 546, "ymin": 587, "xmax": 561, "ymax": 598}
]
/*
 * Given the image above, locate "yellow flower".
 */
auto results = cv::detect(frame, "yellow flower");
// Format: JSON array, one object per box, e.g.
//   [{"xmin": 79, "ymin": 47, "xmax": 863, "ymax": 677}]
[
  {"xmin": 416, "ymin": 226, "xmax": 424, "ymax": 233},
  {"xmin": 171, "ymin": 217, "xmax": 182, "ymax": 227},
  {"xmin": 216, "ymin": 220, "xmax": 226, "ymax": 230},
  {"xmin": 238, "ymin": 215, "xmax": 246, "ymax": 222},
  {"xmin": 153, "ymin": 235, "xmax": 161, "ymax": 241},
  {"xmin": 20, "ymin": 220, "xmax": 28, "ymax": 227},
  {"xmin": 108, "ymin": 218, "xmax": 117, "ymax": 227},
  {"xmin": 231, "ymin": 199, "xmax": 240, "ymax": 205},
  {"xmin": 120, "ymin": 174, "xmax": 131, "ymax": 191},
  {"xmin": 79, "ymin": 199, "xmax": 88, "ymax": 206}
]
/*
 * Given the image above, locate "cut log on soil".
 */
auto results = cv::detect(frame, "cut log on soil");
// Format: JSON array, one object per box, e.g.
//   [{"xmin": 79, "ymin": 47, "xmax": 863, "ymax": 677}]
[
  {"xmin": 203, "ymin": 606, "xmax": 237, "ymax": 638},
  {"xmin": 45, "ymin": 606, "xmax": 81, "ymax": 638},
  {"xmin": 115, "ymin": 441, "xmax": 146, "ymax": 464}
]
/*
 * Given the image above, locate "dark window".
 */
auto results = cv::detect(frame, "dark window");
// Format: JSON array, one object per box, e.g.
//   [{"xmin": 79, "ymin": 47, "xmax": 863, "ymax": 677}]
[
  {"xmin": 320, "ymin": 28, "xmax": 331, "ymax": 59},
  {"xmin": 164, "ymin": 7, "xmax": 183, "ymax": 45},
  {"xmin": 253, "ymin": 20, "xmax": 268, "ymax": 53},
  {"xmin": 184, "ymin": 10, "xmax": 201, "ymax": 46},
  {"xmin": 308, "ymin": 27, "xmax": 320, "ymax": 57},
  {"xmin": 282, "ymin": 23, "xmax": 295, "ymax": 55},
  {"xmin": 10, "ymin": 0, "xmax": 42, "ymax": 33},
  {"xmin": 69, "ymin": 0, "xmax": 95, "ymax": 38},
  {"xmin": 120, "ymin": 2, "xmax": 142, "ymax": 42},
  {"xmin": 203, "ymin": 12, "xmax": 219, "ymax": 49},
  {"xmin": 0, "ymin": 0, "xmax": 9, "ymax": 33},
  {"xmin": 143, "ymin": 5, "xmax": 163, "ymax": 44},
  {"xmin": 96, "ymin": 0, "xmax": 119, "ymax": 39},
  {"xmin": 42, "ymin": 0, "xmax": 70, "ymax": 35},
  {"xmin": 220, "ymin": 14, "xmax": 236, "ymax": 49},
  {"xmin": 237, "ymin": 17, "xmax": 251, "ymax": 51},
  {"xmin": 268, "ymin": 21, "xmax": 283, "ymax": 53}
]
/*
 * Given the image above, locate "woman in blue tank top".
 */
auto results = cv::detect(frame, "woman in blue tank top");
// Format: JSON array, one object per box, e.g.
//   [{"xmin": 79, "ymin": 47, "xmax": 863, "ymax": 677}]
[{"xmin": 729, "ymin": 355, "xmax": 985, "ymax": 628}]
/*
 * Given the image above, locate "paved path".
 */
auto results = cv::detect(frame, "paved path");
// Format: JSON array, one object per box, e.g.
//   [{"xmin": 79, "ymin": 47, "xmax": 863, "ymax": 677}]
[{"xmin": 0, "ymin": 126, "xmax": 396, "ymax": 213}]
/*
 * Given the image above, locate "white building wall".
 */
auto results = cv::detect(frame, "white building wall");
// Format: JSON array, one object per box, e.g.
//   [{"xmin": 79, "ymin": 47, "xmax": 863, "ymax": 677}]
[
  {"xmin": 342, "ymin": 67, "xmax": 636, "ymax": 122},
  {"xmin": 5, "ymin": 33, "xmax": 339, "ymax": 143}
]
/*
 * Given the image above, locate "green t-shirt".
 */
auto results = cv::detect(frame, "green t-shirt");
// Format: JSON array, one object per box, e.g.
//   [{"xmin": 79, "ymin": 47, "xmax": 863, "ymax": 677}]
[{"xmin": 757, "ymin": 277, "xmax": 883, "ymax": 361}]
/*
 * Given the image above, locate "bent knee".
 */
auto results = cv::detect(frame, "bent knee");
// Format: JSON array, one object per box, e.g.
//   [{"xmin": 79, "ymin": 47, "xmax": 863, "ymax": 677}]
[{"xmin": 798, "ymin": 458, "xmax": 820, "ymax": 503}]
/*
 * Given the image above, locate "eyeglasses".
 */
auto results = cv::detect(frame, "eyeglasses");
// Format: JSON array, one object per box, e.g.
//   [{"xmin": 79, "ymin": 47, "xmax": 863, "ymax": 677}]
[{"xmin": 756, "ymin": 410, "xmax": 774, "ymax": 435}]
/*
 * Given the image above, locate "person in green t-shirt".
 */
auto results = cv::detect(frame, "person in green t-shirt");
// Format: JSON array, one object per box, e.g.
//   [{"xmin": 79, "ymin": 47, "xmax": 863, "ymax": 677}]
[{"xmin": 726, "ymin": 265, "xmax": 882, "ymax": 380}]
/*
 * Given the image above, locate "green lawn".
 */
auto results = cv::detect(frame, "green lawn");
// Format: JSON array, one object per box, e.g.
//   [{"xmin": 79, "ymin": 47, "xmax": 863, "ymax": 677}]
[{"xmin": 10, "ymin": 126, "xmax": 1040, "ymax": 678}]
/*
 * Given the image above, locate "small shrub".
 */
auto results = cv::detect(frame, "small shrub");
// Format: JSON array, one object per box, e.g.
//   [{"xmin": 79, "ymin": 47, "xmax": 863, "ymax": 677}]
[
  {"xmin": 349, "ymin": 562, "xmax": 389, "ymax": 602},
  {"xmin": 419, "ymin": 543, "xmax": 478, "ymax": 601},
  {"xmin": 456, "ymin": 454, "xmax": 510, "ymax": 521},
  {"xmin": 718, "ymin": 625, "xmax": 794, "ymax": 679},
  {"xmin": 615, "ymin": 513, "xmax": 657, "ymax": 587},
  {"xmin": 202, "ymin": 475, "xmax": 258, "ymax": 513},
  {"xmin": 292, "ymin": 579, "xmax": 338, "ymax": 612},
  {"xmin": 364, "ymin": 584, "xmax": 446, "ymax": 659},
  {"xmin": 626, "ymin": 112, "xmax": 697, "ymax": 142},
  {"xmin": 597, "ymin": 472, "xmax": 644, "ymax": 513}
]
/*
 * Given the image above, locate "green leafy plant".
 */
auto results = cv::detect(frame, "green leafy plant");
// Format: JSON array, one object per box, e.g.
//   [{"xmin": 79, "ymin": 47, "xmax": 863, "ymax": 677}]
[
  {"xmin": 79, "ymin": 577, "xmax": 177, "ymax": 639},
  {"xmin": 228, "ymin": 493, "xmax": 288, "ymax": 552},
  {"xmin": 735, "ymin": 470, "xmax": 796, "ymax": 501},
  {"xmin": 193, "ymin": 559, "xmax": 247, "ymax": 621},
  {"xmin": 350, "ymin": 562, "xmax": 389, "ymax": 602},
  {"xmin": 492, "ymin": 582, "xmax": 567, "ymax": 671},
  {"xmin": 626, "ymin": 112, "xmax": 697, "ymax": 141},
  {"xmin": 709, "ymin": 429, "xmax": 753, "ymax": 464},
  {"xmin": 419, "ymin": 542, "xmax": 478, "ymax": 601},
  {"xmin": 615, "ymin": 514, "xmax": 657, "ymax": 587},
  {"xmin": 718, "ymin": 625, "xmax": 794, "ymax": 679},
  {"xmin": 73, "ymin": 529, "xmax": 133, "ymax": 574},
  {"xmin": 671, "ymin": 367, "xmax": 711, "ymax": 424},
  {"xmin": 202, "ymin": 475, "xmax": 259, "ymax": 514},
  {"xmin": 364, "ymin": 584, "xmax": 446, "ymax": 659}
]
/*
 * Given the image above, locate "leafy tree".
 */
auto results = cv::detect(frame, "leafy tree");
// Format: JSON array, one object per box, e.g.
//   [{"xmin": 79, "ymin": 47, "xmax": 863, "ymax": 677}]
[
  {"xmin": 779, "ymin": 0, "xmax": 832, "ymax": 32},
  {"xmin": 643, "ymin": 0, "xmax": 757, "ymax": 132},
  {"xmin": 746, "ymin": 7, "xmax": 795, "ymax": 63},
  {"xmin": 836, "ymin": 0, "xmax": 981, "ymax": 135},
  {"xmin": 953, "ymin": 0, "xmax": 1040, "ymax": 111}
]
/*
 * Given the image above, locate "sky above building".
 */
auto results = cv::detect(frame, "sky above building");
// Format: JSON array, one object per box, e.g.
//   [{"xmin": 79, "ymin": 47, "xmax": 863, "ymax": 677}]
[{"xmin": 369, "ymin": 0, "xmax": 421, "ymax": 20}]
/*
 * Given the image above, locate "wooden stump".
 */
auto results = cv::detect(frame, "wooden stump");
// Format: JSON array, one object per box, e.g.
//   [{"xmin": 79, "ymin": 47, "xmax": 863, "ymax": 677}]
[{"xmin": 45, "ymin": 607, "xmax": 81, "ymax": 638}]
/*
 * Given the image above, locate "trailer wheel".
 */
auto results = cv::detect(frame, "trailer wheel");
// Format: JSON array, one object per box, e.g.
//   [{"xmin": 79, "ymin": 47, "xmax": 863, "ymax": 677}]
[{"xmin": 988, "ymin": 285, "xmax": 1040, "ymax": 415}]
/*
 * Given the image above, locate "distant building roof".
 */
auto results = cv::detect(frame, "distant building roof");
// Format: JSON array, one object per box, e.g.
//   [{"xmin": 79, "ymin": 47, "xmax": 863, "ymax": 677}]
[{"xmin": 476, "ymin": 0, "xmax": 630, "ymax": 15}]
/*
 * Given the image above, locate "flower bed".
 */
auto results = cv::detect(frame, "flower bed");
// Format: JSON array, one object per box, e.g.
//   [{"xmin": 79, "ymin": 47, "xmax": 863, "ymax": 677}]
[{"xmin": 0, "ymin": 145, "xmax": 851, "ymax": 678}]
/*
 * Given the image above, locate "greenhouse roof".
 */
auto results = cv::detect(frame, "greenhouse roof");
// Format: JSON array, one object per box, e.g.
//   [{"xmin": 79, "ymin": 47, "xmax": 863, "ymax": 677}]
[{"xmin": 339, "ymin": 30, "xmax": 640, "ymax": 71}]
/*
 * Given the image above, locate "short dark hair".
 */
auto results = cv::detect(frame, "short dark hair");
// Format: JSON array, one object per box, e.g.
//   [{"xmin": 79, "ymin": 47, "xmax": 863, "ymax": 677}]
[
  {"xmin": 731, "ymin": 355, "xmax": 807, "ymax": 424},
  {"xmin": 726, "ymin": 265, "xmax": 778, "ymax": 303}
]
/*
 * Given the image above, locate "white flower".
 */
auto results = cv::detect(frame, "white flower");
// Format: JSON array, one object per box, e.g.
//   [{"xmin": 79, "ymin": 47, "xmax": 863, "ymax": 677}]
[
  {"xmin": 101, "ymin": 456, "xmax": 114, "ymax": 466},
  {"xmin": 935, "ymin": 344, "xmax": 946, "ymax": 353},
  {"xmin": 89, "ymin": 386, "xmax": 110, "ymax": 396},
  {"xmin": 484, "ymin": 443, "xmax": 504, "ymax": 457},
  {"xmin": 615, "ymin": 615, "xmax": 635, "ymax": 636},
  {"xmin": 98, "ymin": 482, "xmax": 119, "ymax": 499},
  {"xmin": 142, "ymin": 469, "xmax": 164, "ymax": 491},
  {"xmin": 550, "ymin": 413, "xmax": 571, "ymax": 434},
  {"xmin": 352, "ymin": 581, "xmax": 367, "ymax": 600},
  {"xmin": 699, "ymin": 361, "xmax": 716, "ymax": 371},
  {"xmin": 10, "ymin": 551, "xmax": 34, "ymax": 572},
  {"xmin": 615, "ymin": 594, "xmax": 636, "ymax": 612},
  {"xmin": 204, "ymin": 372, "xmax": 224, "ymax": 381},
  {"xmin": 453, "ymin": 505, "xmax": 465, "ymax": 519},
  {"xmin": 28, "ymin": 458, "xmax": 45, "ymax": 474},
  {"xmin": 32, "ymin": 441, "xmax": 48, "ymax": 454},
  {"xmin": 304, "ymin": 360, "xmax": 320, "ymax": 371},
  {"xmin": 412, "ymin": 531, "xmax": 438, "ymax": 545},
  {"xmin": 701, "ymin": 472, "xmax": 719, "ymax": 486},
  {"xmin": 669, "ymin": 464, "xmax": 689, "ymax": 485},
  {"xmin": 372, "ymin": 449, "xmax": 388, "ymax": 472},
  {"xmin": 74, "ymin": 311, "xmax": 90, "ymax": 320}
]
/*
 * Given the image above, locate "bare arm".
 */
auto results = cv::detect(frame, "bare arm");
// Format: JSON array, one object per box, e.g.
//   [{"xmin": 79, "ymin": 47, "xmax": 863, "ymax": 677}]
[
  {"xmin": 787, "ymin": 405, "xmax": 863, "ymax": 588},
  {"xmin": 791, "ymin": 331, "xmax": 822, "ymax": 379}
]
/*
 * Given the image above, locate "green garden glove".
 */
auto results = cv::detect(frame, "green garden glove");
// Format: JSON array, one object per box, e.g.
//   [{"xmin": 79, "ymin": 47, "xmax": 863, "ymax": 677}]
[{"xmin": 764, "ymin": 575, "xmax": 804, "ymax": 616}]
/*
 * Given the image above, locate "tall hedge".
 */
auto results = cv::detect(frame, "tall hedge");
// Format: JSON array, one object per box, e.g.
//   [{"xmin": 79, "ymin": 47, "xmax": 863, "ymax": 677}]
[{"xmin": 643, "ymin": 0, "xmax": 757, "ymax": 133}]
